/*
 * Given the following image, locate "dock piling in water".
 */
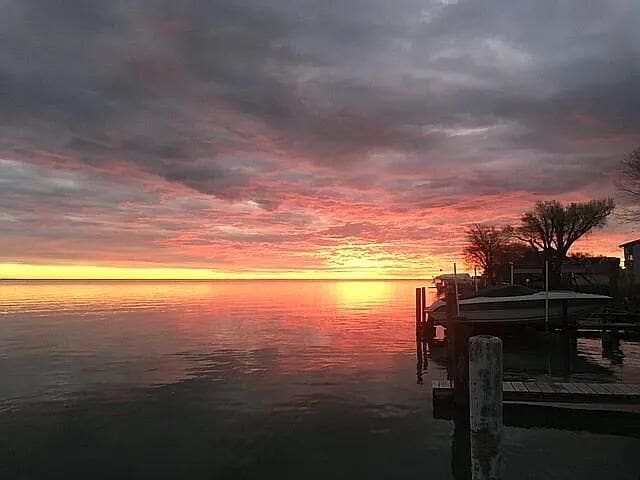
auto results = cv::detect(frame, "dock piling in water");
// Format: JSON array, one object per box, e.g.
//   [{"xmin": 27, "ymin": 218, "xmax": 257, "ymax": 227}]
[
  {"xmin": 416, "ymin": 287, "xmax": 425, "ymax": 383},
  {"xmin": 445, "ymin": 284, "xmax": 471, "ymax": 408},
  {"xmin": 469, "ymin": 335, "xmax": 503, "ymax": 480},
  {"xmin": 415, "ymin": 287, "xmax": 422, "ymax": 341}
]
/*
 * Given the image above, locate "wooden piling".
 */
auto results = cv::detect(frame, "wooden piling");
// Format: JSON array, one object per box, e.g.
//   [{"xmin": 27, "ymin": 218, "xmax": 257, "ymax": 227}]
[
  {"xmin": 416, "ymin": 287, "xmax": 425, "ymax": 383},
  {"xmin": 445, "ymin": 284, "xmax": 457, "ymax": 327},
  {"xmin": 469, "ymin": 335, "xmax": 503, "ymax": 480},
  {"xmin": 453, "ymin": 323, "xmax": 471, "ymax": 409},
  {"xmin": 445, "ymin": 284, "xmax": 470, "ymax": 408},
  {"xmin": 602, "ymin": 329, "xmax": 620, "ymax": 353},
  {"xmin": 416, "ymin": 288, "xmax": 422, "ymax": 341},
  {"xmin": 445, "ymin": 284, "xmax": 457, "ymax": 380}
]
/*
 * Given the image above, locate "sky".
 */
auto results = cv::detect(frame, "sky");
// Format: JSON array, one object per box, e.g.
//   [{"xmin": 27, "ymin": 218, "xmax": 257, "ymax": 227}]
[{"xmin": 1, "ymin": 0, "xmax": 640, "ymax": 279}]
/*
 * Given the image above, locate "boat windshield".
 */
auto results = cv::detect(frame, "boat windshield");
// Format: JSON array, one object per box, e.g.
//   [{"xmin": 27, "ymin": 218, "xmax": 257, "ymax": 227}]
[{"xmin": 463, "ymin": 285, "xmax": 538, "ymax": 299}]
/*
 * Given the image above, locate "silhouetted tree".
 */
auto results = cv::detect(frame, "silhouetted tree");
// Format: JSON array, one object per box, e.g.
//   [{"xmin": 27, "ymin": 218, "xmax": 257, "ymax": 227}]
[
  {"xmin": 494, "ymin": 242, "xmax": 533, "ymax": 283},
  {"xmin": 463, "ymin": 224, "xmax": 515, "ymax": 285},
  {"xmin": 618, "ymin": 147, "xmax": 640, "ymax": 221},
  {"xmin": 518, "ymin": 199, "xmax": 615, "ymax": 288}
]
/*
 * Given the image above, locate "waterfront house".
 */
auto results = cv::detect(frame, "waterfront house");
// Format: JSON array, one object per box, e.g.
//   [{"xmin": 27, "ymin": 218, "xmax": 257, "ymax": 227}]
[
  {"xmin": 620, "ymin": 239, "xmax": 640, "ymax": 284},
  {"xmin": 512, "ymin": 251, "xmax": 620, "ymax": 293}
]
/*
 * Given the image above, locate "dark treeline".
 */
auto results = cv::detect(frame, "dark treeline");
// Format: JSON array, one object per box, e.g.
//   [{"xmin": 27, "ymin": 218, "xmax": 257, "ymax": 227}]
[{"xmin": 464, "ymin": 199, "xmax": 615, "ymax": 289}]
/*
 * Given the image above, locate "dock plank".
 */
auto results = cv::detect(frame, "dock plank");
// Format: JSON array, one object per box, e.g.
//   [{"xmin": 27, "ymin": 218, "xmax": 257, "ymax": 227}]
[
  {"xmin": 578, "ymin": 383, "xmax": 597, "ymax": 394},
  {"xmin": 512, "ymin": 381, "xmax": 527, "ymax": 393},
  {"xmin": 613, "ymin": 383, "xmax": 634, "ymax": 395},
  {"xmin": 433, "ymin": 380, "xmax": 640, "ymax": 406},
  {"xmin": 588, "ymin": 384, "xmax": 610, "ymax": 395},
  {"xmin": 617, "ymin": 384, "xmax": 636, "ymax": 395},
  {"xmin": 560, "ymin": 383, "xmax": 581, "ymax": 395},
  {"xmin": 550, "ymin": 383, "xmax": 569, "ymax": 394},
  {"xmin": 537, "ymin": 382, "xmax": 554, "ymax": 394},
  {"xmin": 599, "ymin": 383, "xmax": 623, "ymax": 395},
  {"xmin": 570, "ymin": 383, "xmax": 592, "ymax": 394},
  {"xmin": 523, "ymin": 382, "xmax": 541, "ymax": 393},
  {"xmin": 604, "ymin": 383, "xmax": 624, "ymax": 395},
  {"xmin": 608, "ymin": 384, "xmax": 633, "ymax": 395},
  {"xmin": 621, "ymin": 384, "xmax": 639, "ymax": 394}
]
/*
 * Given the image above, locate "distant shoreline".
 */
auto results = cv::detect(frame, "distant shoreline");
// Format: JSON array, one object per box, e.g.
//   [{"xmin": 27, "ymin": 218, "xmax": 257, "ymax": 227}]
[{"xmin": 0, "ymin": 278, "xmax": 433, "ymax": 282}]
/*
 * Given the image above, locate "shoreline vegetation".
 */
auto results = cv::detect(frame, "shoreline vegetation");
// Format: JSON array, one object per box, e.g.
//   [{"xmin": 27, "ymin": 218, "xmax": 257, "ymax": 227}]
[{"xmin": 463, "ymin": 198, "xmax": 622, "ymax": 295}]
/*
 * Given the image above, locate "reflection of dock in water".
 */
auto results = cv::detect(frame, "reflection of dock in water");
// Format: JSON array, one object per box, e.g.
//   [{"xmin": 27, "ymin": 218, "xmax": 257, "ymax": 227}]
[
  {"xmin": 435, "ymin": 331, "xmax": 629, "ymax": 380},
  {"xmin": 415, "ymin": 284, "xmax": 640, "ymax": 384},
  {"xmin": 414, "ymin": 286, "xmax": 640, "ymax": 479}
]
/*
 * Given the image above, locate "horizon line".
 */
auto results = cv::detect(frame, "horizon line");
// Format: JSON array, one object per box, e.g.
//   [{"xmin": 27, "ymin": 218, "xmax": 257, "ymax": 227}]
[{"xmin": 0, "ymin": 277, "xmax": 434, "ymax": 282}]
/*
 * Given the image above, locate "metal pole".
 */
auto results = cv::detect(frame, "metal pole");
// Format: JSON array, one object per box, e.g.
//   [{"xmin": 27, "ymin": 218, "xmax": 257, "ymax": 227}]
[
  {"xmin": 510, "ymin": 262, "xmax": 514, "ymax": 286},
  {"xmin": 545, "ymin": 260, "xmax": 549, "ymax": 333},
  {"xmin": 469, "ymin": 335, "xmax": 503, "ymax": 480},
  {"xmin": 453, "ymin": 262, "xmax": 460, "ymax": 317},
  {"xmin": 474, "ymin": 266, "xmax": 478, "ymax": 293}
]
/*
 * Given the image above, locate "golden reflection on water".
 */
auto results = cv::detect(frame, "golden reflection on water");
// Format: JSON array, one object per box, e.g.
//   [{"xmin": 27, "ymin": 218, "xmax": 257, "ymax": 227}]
[
  {"xmin": 1, "ymin": 284, "xmax": 639, "ymax": 480},
  {"xmin": 333, "ymin": 281, "xmax": 395, "ymax": 307},
  {"xmin": 4, "ymin": 280, "xmax": 636, "ymax": 405},
  {"xmin": 0, "ymin": 280, "xmax": 421, "ymax": 398},
  {"xmin": 0, "ymin": 280, "xmax": 412, "ymax": 315}
]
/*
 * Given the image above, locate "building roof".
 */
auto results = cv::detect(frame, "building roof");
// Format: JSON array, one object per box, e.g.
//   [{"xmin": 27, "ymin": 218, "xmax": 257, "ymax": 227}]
[{"xmin": 619, "ymin": 238, "xmax": 640, "ymax": 248}]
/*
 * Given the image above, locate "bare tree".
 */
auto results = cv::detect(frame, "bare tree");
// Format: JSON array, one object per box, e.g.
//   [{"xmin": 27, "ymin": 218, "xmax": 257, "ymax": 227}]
[
  {"xmin": 463, "ymin": 224, "xmax": 514, "ymax": 285},
  {"xmin": 495, "ymin": 242, "xmax": 531, "ymax": 281},
  {"xmin": 518, "ymin": 199, "xmax": 615, "ymax": 288},
  {"xmin": 618, "ymin": 147, "xmax": 640, "ymax": 221}
]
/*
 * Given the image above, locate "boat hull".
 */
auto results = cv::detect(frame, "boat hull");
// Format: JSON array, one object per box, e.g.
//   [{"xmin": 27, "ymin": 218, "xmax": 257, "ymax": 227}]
[{"xmin": 428, "ymin": 298, "xmax": 605, "ymax": 325}]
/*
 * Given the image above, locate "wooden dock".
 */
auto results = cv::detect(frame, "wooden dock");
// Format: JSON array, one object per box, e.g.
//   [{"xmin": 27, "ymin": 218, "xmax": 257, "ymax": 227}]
[
  {"xmin": 578, "ymin": 320, "xmax": 640, "ymax": 336},
  {"xmin": 433, "ymin": 379, "xmax": 640, "ymax": 404}
]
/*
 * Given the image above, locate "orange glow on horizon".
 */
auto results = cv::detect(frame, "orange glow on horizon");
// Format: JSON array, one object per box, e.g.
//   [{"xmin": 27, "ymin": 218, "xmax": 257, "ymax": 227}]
[
  {"xmin": 0, "ymin": 263, "xmax": 439, "ymax": 280},
  {"xmin": 1, "ymin": 232, "xmax": 624, "ymax": 280}
]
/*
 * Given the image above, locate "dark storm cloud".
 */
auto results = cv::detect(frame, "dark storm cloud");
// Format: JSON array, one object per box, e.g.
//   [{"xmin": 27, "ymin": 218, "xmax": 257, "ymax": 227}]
[
  {"xmin": 162, "ymin": 162, "xmax": 250, "ymax": 199},
  {"xmin": 1, "ymin": 0, "xmax": 639, "ymax": 201}
]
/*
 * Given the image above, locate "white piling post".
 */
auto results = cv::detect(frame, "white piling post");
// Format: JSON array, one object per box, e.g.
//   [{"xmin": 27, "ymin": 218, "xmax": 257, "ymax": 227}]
[{"xmin": 469, "ymin": 335, "xmax": 503, "ymax": 480}]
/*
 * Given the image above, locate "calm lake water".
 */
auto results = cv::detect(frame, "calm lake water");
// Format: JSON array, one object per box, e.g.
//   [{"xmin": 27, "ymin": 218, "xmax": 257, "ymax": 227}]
[{"xmin": 1, "ymin": 280, "xmax": 639, "ymax": 479}]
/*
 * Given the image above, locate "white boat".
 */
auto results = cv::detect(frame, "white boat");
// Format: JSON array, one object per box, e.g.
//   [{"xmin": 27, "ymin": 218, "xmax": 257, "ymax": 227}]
[
  {"xmin": 434, "ymin": 273, "xmax": 474, "ymax": 288},
  {"xmin": 427, "ymin": 286, "xmax": 611, "ymax": 325}
]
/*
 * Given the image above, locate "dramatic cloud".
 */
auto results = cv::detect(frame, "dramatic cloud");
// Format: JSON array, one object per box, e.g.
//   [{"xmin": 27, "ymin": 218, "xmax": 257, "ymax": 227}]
[{"xmin": 1, "ymin": 0, "xmax": 639, "ymax": 276}]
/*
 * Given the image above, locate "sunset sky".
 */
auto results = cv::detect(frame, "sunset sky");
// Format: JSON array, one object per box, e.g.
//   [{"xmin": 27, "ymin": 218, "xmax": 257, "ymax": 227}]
[{"xmin": 1, "ymin": 0, "xmax": 640, "ymax": 279}]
